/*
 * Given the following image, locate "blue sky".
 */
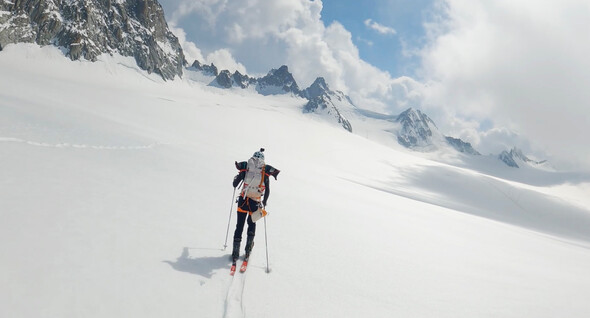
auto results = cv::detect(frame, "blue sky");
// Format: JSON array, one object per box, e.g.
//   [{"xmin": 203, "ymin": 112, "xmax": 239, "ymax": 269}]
[
  {"xmin": 320, "ymin": 0, "xmax": 434, "ymax": 78},
  {"xmin": 158, "ymin": 0, "xmax": 590, "ymax": 169}
]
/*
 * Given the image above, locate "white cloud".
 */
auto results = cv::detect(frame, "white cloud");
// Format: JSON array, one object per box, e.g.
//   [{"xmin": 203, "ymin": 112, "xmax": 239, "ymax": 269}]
[
  {"xmin": 356, "ymin": 36, "xmax": 374, "ymax": 47},
  {"xmin": 419, "ymin": 0, "xmax": 590, "ymax": 169},
  {"xmin": 205, "ymin": 49, "xmax": 247, "ymax": 74},
  {"xmin": 160, "ymin": 0, "xmax": 418, "ymax": 114},
  {"xmin": 364, "ymin": 18, "xmax": 397, "ymax": 35},
  {"xmin": 168, "ymin": 24, "xmax": 204, "ymax": 63}
]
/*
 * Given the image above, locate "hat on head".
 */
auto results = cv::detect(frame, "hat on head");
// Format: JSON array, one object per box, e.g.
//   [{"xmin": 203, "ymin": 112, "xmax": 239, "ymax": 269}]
[{"xmin": 252, "ymin": 148, "xmax": 265, "ymax": 160}]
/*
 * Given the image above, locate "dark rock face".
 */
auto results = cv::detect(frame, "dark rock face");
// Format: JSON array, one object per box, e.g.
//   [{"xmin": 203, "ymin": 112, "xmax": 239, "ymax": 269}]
[
  {"xmin": 214, "ymin": 70, "xmax": 233, "ymax": 88},
  {"xmin": 232, "ymin": 70, "xmax": 256, "ymax": 89},
  {"xmin": 192, "ymin": 60, "xmax": 218, "ymax": 76},
  {"xmin": 0, "ymin": 0, "xmax": 185, "ymax": 80},
  {"xmin": 210, "ymin": 68, "xmax": 255, "ymax": 88},
  {"xmin": 302, "ymin": 77, "xmax": 329, "ymax": 99},
  {"xmin": 499, "ymin": 150, "xmax": 520, "ymax": 168},
  {"xmin": 446, "ymin": 136, "xmax": 481, "ymax": 155},
  {"xmin": 395, "ymin": 108, "xmax": 438, "ymax": 148},
  {"xmin": 304, "ymin": 94, "xmax": 353, "ymax": 132},
  {"xmin": 302, "ymin": 77, "xmax": 353, "ymax": 132},
  {"xmin": 256, "ymin": 65, "xmax": 301, "ymax": 96},
  {"xmin": 498, "ymin": 147, "xmax": 547, "ymax": 168}
]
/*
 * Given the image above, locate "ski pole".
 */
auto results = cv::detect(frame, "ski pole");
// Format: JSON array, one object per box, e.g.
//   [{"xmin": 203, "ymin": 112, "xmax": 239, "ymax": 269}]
[
  {"xmin": 264, "ymin": 214, "xmax": 271, "ymax": 273},
  {"xmin": 223, "ymin": 187, "xmax": 237, "ymax": 250}
]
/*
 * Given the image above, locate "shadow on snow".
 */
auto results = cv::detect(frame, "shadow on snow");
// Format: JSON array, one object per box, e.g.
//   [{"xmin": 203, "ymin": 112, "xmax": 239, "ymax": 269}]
[
  {"xmin": 163, "ymin": 247, "xmax": 230, "ymax": 278},
  {"xmin": 345, "ymin": 163, "xmax": 590, "ymax": 246}
]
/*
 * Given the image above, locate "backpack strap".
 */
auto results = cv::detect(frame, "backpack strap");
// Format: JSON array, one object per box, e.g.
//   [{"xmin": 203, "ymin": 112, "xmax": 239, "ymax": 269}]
[{"xmin": 259, "ymin": 164, "xmax": 266, "ymax": 189}]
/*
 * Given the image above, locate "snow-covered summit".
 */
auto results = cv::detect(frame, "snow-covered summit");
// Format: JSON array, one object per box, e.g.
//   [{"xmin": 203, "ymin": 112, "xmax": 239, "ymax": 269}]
[
  {"xmin": 190, "ymin": 63, "xmax": 355, "ymax": 132},
  {"xmin": 394, "ymin": 108, "xmax": 446, "ymax": 150},
  {"xmin": 302, "ymin": 77, "xmax": 354, "ymax": 132}
]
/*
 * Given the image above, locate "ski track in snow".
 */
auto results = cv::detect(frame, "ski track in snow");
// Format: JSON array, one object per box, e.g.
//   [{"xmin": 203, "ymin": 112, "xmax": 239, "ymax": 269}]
[
  {"xmin": 223, "ymin": 270, "xmax": 248, "ymax": 318},
  {"xmin": 0, "ymin": 136, "xmax": 160, "ymax": 150}
]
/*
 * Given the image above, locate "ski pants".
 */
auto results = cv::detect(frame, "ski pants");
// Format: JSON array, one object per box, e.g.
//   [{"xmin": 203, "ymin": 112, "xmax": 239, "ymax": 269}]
[{"xmin": 233, "ymin": 196, "xmax": 257, "ymax": 242}]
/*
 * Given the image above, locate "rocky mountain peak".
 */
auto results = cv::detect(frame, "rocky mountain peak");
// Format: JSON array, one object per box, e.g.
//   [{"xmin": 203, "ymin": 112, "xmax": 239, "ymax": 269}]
[
  {"xmin": 498, "ymin": 147, "xmax": 547, "ymax": 168},
  {"xmin": 0, "ymin": 0, "xmax": 185, "ymax": 80},
  {"xmin": 191, "ymin": 60, "xmax": 218, "ymax": 76},
  {"xmin": 499, "ymin": 150, "xmax": 520, "ymax": 168},
  {"xmin": 232, "ymin": 70, "xmax": 255, "ymax": 89},
  {"xmin": 256, "ymin": 65, "xmax": 301, "ymax": 96},
  {"xmin": 395, "ymin": 108, "xmax": 441, "ymax": 148},
  {"xmin": 303, "ymin": 77, "xmax": 330, "ymax": 99},
  {"xmin": 210, "ymin": 68, "xmax": 255, "ymax": 89}
]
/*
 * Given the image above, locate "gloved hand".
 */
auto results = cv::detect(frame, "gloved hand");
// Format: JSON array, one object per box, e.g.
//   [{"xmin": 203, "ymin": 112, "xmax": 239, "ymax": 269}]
[{"xmin": 232, "ymin": 175, "xmax": 240, "ymax": 188}]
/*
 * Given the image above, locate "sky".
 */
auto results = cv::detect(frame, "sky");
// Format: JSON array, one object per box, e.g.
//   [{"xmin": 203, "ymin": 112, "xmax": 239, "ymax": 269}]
[{"xmin": 157, "ymin": 0, "xmax": 590, "ymax": 170}]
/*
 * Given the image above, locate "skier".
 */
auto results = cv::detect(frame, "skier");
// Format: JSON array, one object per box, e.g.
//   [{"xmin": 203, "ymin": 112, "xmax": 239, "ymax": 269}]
[{"xmin": 231, "ymin": 148, "xmax": 279, "ymax": 265}]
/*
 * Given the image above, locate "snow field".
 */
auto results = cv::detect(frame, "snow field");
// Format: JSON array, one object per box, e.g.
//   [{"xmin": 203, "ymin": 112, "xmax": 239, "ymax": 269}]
[{"xmin": 1, "ymin": 44, "xmax": 590, "ymax": 317}]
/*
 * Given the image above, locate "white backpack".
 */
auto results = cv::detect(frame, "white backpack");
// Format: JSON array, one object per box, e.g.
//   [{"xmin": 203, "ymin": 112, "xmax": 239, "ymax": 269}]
[{"xmin": 242, "ymin": 157, "xmax": 266, "ymax": 200}]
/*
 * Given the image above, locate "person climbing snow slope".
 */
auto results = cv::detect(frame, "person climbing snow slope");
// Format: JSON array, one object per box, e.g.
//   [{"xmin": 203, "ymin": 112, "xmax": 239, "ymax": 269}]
[{"xmin": 231, "ymin": 148, "xmax": 280, "ymax": 268}]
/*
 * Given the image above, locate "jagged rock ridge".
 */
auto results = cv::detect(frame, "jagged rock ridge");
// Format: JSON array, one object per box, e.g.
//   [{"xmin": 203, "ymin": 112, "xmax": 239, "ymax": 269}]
[
  {"xmin": 210, "ymin": 69, "xmax": 256, "ymax": 89},
  {"xmin": 0, "ymin": 0, "xmax": 185, "ymax": 80},
  {"xmin": 256, "ymin": 65, "xmax": 301, "ymax": 96},
  {"xmin": 192, "ymin": 61, "xmax": 353, "ymax": 132},
  {"xmin": 499, "ymin": 150, "xmax": 520, "ymax": 168},
  {"xmin": 302, "ymin": 77, "xmax": 353, "ymax": 132},
  {"xmin": 191, "ymin": 60, "xmax": 218, "ymax": 76},
  {"xmin": 446, "ymin": 136, "xmax": 481, "ymax": 155},
  {"xmin": 395, "ymin": 108, "xmax": 443, "ymax": 149},
  {"xmin": 498, "ymin": 147, "xmax": 547, "ymax": 168}
]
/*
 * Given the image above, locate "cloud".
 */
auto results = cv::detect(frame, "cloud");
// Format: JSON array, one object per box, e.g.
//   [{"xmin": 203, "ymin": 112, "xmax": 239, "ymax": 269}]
[
  {"xmin": 419, "ymin": 0, "xmax": 590, "ymax": 169},
  {"xmin": 161, "ymin": 0, "xmax": 418, "ymax": 113},
  {"xmin": 168, "ymin": 24, "xmax": 204, "ymax": 63},
  {"xmin": 356, "ymin": 36, "xmax": 374, "ymax": 47},
  {"xmin": 364, "ymin": 19, "xmax": 397, "ymax": 35},
  {"xmin": 205, "ymin": 49, "xmax": 247, "ymax": 74}
]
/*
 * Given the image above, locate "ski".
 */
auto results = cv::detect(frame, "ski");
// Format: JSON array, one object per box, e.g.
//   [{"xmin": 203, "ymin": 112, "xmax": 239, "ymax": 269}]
[
  {"xmin": 230, "ymin": 263, "xmax": 237, "ymax": 276},
  {"xmin": 239, "ymin": 260, "xmax": 249, "ymax": 273}
]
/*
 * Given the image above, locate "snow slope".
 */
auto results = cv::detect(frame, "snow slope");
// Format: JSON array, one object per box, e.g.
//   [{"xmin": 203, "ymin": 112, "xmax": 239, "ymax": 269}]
[{"xmin": 2, "ymin": 44, "xmax": 590, "ymax": 318}]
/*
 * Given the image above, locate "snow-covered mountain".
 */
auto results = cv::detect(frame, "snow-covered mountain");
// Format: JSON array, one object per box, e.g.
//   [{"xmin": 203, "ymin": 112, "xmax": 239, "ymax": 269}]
[
  {"xmin": 301, "ymin": 77, "xmax": 354, "ymax": 132},
  {"xmin": 0, "ymin": 0, "xmax": 537, "ymax": 165},
  {"xmin": 394, "ymin": 108, "xmax": 446, "ymax": 150},
  {"xmin": 357, "ymin": 107, "xmax": 480, "ymax": 155},
  {"xmin": 0, "ymin": 0, "xmax": 184, "ymax": 80},
  {"xmin": 191, "ymin": 61, "xmax": 354, "ymax": 132},
  {"xmin": 0, "ymin": 0, "xmax": 561, "ymax": 169}
]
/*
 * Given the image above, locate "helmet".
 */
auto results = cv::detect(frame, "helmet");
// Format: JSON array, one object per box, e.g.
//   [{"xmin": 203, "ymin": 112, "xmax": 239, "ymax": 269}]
[{"xmin": 253, "ymin": 148, "xmax": 265, "ymax": 160}]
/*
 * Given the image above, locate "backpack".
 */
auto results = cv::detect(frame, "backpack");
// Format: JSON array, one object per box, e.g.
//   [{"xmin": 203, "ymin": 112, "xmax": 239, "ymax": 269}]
[
  {"xmin": 234, "ymin": 160, "xmax": 280, "ymax": 201},
  {"xmin": 242, "ymin": 157, "xmax": 266, "ymax": 200}
]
